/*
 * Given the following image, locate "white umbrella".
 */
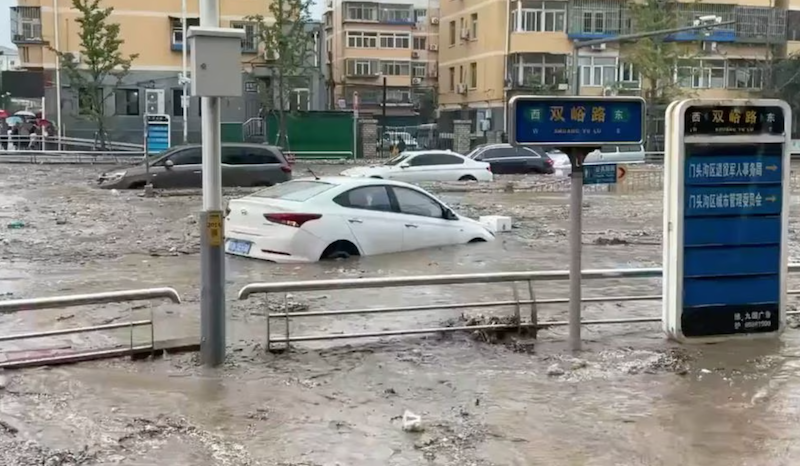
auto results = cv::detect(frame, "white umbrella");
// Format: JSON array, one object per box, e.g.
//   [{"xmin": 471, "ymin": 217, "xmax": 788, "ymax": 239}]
[{"xmin": 14, "ymin": 110, "xmax": 36, "ymax": 118}]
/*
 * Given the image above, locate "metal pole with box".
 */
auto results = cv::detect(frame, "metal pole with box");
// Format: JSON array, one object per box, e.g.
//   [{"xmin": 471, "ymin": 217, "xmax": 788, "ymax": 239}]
[
  {"xmin": 507, "ymin": 95, "xmax": 645, "ymax": 351},
  {"xmin": 187, "ymin": 22, "xmax": 245, "ymax": 367}
]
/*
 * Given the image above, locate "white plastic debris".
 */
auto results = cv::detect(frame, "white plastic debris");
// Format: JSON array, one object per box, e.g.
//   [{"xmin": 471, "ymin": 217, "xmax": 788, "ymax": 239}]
[
  {"xmin": 479, "ymin": 215, "xmax": 512, "ymax": 233},
  {"xmin": 402, "ymin": 410, "xmax": 423, "ymax": 432},
  {"xmin": 110, "ymin": 189, "xmax": 120, "ymax": 196}
]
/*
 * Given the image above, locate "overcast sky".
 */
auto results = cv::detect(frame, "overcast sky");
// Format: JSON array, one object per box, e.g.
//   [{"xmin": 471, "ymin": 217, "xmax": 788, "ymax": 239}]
[{"xmin": 0, "ymin": 0, "xmax": 324, "ymax": 49}]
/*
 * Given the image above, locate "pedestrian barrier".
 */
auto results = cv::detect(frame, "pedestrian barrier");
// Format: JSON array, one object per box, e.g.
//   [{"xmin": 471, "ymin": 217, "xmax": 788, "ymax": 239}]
[
  {"xmin": 238, "ymin": 266, "xmax": 800, "ymax": 352},
  {"xmin": 0, "ymin": 287, "xmax": 181, "ymax": 368}
]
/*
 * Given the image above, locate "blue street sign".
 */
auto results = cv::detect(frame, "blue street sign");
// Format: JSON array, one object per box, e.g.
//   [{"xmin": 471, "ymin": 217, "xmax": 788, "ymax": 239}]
[
  {"xmin": 584, "ymin": 163, "xmax": 618, "ymax": 184},
  {"xmin": 145, "ymin": 114, "xmax": 171, "ymax": 154},
  {"xmin": 508, "ymin": 96, "xmax": 645, "ymax": 146},
  {"xmin": 673, "ymin": 103, "xmax": 789, "ymax": 340}
]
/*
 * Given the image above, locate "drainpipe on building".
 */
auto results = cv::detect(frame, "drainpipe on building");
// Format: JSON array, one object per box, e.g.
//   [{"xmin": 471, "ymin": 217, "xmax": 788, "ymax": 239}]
[
  {"xmin": 501, "ymin": 0, "xmax": 512, "ymax": 133},
  {"xmin": 54, "ymin": 0, "xmax": 63, "ymax": 149}
]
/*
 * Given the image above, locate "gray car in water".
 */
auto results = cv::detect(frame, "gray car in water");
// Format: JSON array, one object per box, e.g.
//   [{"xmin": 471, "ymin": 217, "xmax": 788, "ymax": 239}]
[{"xmin": 97, "ymin": 143, "xmax": 292, "ymax": 189}]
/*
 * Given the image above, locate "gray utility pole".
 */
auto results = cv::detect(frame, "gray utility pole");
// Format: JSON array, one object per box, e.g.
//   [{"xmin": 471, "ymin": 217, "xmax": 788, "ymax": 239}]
[
  {"xmin": 566, "ymin": 19, "xmax": 733, "ymax": 352},
  {"xmin": 199, "ymin": 0, "xmax": 226, "ymax": 367}
]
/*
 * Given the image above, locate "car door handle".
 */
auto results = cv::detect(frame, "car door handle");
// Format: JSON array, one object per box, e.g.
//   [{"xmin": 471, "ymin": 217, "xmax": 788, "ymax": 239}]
[
  {"xmin": 348, "ymin": 218, "xmax": 363, "ymax": 224},
  {"xmin": 193, "ymin": 170, "xmax": 202, "ymax": 174},
  {"xmin": 405, "ymin": 224, "xmax": 418, "ymax": 228}
]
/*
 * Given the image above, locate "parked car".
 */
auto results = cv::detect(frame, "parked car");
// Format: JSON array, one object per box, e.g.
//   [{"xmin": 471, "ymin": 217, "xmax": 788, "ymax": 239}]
[
  {"xmin": 224, "ymin": 177, "xmax": 495, "ymax": 263},
  {"xmin": 466, "ymin": 143, "xmax": 554, "ymax": 175},
  {"xmin": 96, "ymin": 143, "xmax": 292, "ymax": 190},
  {"xmin": 546, "ymin": 149, "xmax": 572, "ymax": 175},
  {"xmin": 377, "ymin": 131, "xmax": 419, "ymax": 151},
  {"xmin": 340, "ymin": 150, "xmax": 493, "ymax": 182},
  {"xmin": 584, "ymin": 144, "xmax": 646, "ymax": 165}
]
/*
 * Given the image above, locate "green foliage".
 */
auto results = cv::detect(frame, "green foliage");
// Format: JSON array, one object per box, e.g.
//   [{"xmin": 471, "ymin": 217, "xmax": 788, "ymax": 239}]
[
  {"xmin": 51, "ymin": 0, "xmax": 138, "ymax": 146},
  {"xmin": 247, "ymin": 0, "xmax": 316, "ymax": 147},
  {"xmin": 621, "ymin": 0, "xmax": 684, "ymax": 104}
]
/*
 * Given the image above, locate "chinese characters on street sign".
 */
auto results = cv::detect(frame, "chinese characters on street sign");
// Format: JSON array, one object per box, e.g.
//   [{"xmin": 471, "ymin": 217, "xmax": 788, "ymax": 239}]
[
  {"xmin": 584, "ymin": 163, "xmax": 621, "ymax": 185},
  {"xmin": 675, "ymin": 103, "xmax": 788, "ymax": 340},
  {"xmin": 508, "ymin": 96, "xmax": 645, "ymax": 146},
  {"xmin": 684, "ymin": 105, "xmax": 785, "ymax": 135}
]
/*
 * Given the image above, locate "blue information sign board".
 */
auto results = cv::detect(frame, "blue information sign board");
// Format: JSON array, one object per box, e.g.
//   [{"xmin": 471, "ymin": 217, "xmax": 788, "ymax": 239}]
[
  {"xmin": 584, "ymin": 163, "xmax": 618, "ymax": 184},
  {"xmin": 508, "ymin": 96, "xmax": 645, "ymax": 146},
  {"xmin": 678, "ymin": 104, "xmax": 788, "ymax": 339},
  {"xmin": 145, "ymin": 114, "xmax": 171, "ymax": 154}
]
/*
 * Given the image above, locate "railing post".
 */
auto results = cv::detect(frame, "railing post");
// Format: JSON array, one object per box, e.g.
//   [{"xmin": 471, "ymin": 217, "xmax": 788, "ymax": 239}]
[
  {"xmin": 284, "ymin": 292, "xmax": 290, "ymax": 351},
  {"xmin": 511, "ymin": 282, "xmax": 522, "ymax": 333},
  {"xmin": 265, "ymin": 293, "xmax": 272, "ymax": 352},
  {"xmin": 527, "ymin": 280, "xmax": 538, "ymax": 338}
]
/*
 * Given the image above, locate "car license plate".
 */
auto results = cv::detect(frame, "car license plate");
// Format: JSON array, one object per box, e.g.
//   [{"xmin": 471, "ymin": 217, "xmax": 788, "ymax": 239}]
[{"xmin": 226, "ymin": 239, "xmax": 252, "ymax": 254}]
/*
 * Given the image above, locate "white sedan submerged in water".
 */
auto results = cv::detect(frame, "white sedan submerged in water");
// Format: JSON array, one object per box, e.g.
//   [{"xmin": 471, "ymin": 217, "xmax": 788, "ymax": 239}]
[
  {"xmin": 224, "ymin": 177, "xmax": 495, "ymax": 263},
  {"xmin": 340, "ymin": 150, "xmax": 493, "ymax": 182}
]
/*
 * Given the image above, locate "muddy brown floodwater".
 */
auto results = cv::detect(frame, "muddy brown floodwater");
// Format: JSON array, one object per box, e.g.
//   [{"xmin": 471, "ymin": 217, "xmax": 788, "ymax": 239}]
[{"xmin": 3, "ymin": 163, "xmax": 800, "ymax": 465}]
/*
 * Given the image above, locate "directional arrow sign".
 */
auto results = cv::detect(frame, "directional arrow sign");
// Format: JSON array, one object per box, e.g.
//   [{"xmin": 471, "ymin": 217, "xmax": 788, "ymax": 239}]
[
  {"xmin": 766, "ymin": 165, "xmax": 778, "ymax": 171},
  {"xmin": 617, "ymin": 165, "xmax": 627, "ymax": 182},
  {"xmin": 765, "ymin": 195, "xmax": 777, "ymax": 202}
]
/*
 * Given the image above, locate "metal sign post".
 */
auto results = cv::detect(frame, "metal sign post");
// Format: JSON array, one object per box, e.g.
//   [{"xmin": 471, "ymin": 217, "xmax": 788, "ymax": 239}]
[
  {"xmin": 508, "ymin": 95, "xmax": 645, "ymax": 351},
  {"xmin": 664, "ymin": 99, "xmax": 791, "ymax": 342}
]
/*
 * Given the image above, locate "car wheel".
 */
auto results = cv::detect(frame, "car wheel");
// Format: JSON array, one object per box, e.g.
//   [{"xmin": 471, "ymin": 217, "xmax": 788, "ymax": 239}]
[
  {"xmin": 468, "ymin": 238, "xmax": 487, "ymax": 243},
  {"xmin": 320, "ymin": 240, "xmax": 360, "ymax": 261},
  {"xmin": 459, "ymin": 175, "xmax": 477, "ymax": 181},
  {"xmin": 369, "ymin": 175, "xmax": 383, "ymax": 179}
]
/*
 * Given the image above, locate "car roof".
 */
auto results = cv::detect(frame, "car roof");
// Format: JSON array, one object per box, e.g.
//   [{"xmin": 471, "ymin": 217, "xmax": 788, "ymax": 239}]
[
  {"xmin": 291, "ymin": 176, "xmax": 433, "ymax": 190},
  {"xmin": 402, "ymin": 149, "xmax": 461, "ymax": 157},
  {"xmin": 168, "ymin": 143, "xmax": 282, "ymax": 149}
]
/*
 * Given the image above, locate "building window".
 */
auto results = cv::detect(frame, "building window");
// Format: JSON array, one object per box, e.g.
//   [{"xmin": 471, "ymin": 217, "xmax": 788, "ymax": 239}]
[
  {"xmin": 469, "ymin": 62, "xmax": 477, "ymax": 88},
  {"xmin": 470, "ymin": 13, "xmax": 478, "ymax": 39},
  {"xmin": 727, "ymin": 60, "xmax": 763, "ymax": 89},
  {"xmin": 380, "ymin": 7, "xmax": 412, "ymax": 23},
  {"xmin": 170, "ymin": 17, "xmax": 199, "ymax": 51},
  {"xmin": 414, "ymin": 9, "xmax": 427, "ymax": 22},
  {"xmin": 412, "ymin": 63, "xmax": 427, "ymax": 77},
  {"xmin": 114, "ymin": 89, "xmax": 140, "ymax": 116},
  {"xmin": 413, "ymin": 36, "xmax": 427, "ymax": 50},
  {"xmin": 677, "ymin": 59, "xmax": 725, "ymax": 89},
  {"xmin": 449, "ymin": 21, "xmax": 456, "ymax": 45},
  {"xmin": 381, "ymin": 60, "xmax": 411, "ymax": 76},
  {"xmin": 582, "ymin": 11, "xmax": 606, "ymax": 33},
  {"xmin": 459, "ymin": 65, "xmax": 464, "ymax": 83},
  {"xmin": 618, "ymin": 62, "xmax": 640, "ymax": 87},
  {"xmin": 512, "ymin": 1, "xmax": 566, "ymax": 32},
  {"xmin": 231, "ymin": 21, "xmax": 258, "ymax": 53},
  {"xmin": 347, "ymin": 4, "xmax": 376, "ymax": 21},
  {"xmin": 78, "ymin": 88, "xmax": 103, "ymax": 116},
  {"xmin": 347, "ymin": 31, "xmax": 378, "ymax": 48},
  {"xmin": 385, "ymin": 89, "xmax": 411, "ymax": 103},
  {"xmin": 379, "ymin": 33, "xmax": 410, "ymax": 49},
  {"xmin": 172, "ymin": 88, "xmax": 184, "ymax": 116},
  {"xmin": 578, "ymin": 56, "xmax": 616, "ymax": 87},
  {"xmin": 510, "ymin": 53, "xmax": 567, "ymax": 86},
  {"xmin": 346, "ymin": 59, "xmax": 379, "ymax": 76},
  {"xmin": 449, "ymin": 67, "xmax": 455, "ymax": 91}
]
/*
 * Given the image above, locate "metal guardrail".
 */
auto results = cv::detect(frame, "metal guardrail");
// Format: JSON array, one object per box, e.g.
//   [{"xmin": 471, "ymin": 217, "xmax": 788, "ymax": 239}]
[
  {"xmin": 0, "ymin": 287, "xmax": 181, "ymax": 368},
  {"xmin": 239, "ymin": 266, "xmax": 800, "ymax": 352},
  {"xmin": 2, "ymin": 135, "xmax": 143, "ymax": 152},
  {"xmin": 0, "ymin": 150, "xmax": 145, "ymax": 164}
]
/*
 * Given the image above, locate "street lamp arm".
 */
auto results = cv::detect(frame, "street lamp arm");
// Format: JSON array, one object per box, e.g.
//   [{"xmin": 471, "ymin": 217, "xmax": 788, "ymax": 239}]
[{"xmin": 574, "ymin": 21, "xmax": 736, "ymax": 49}]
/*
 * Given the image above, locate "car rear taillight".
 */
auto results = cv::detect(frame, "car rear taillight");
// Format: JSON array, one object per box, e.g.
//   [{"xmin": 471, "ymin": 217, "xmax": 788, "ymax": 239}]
[
  {"xmin": 486, "ymin": 165, "xmax": 492, "ymax": 172},
  {"xmin": 264, "ymin": 213, "xmax": 321, "ymax": 228},
  {"xmin": 280, "ymin": 165, "xmax": 292, "ymax": 173},
  {"xmin": 546, "ymin": 158, "xmax": 554, "ymax": 165}
]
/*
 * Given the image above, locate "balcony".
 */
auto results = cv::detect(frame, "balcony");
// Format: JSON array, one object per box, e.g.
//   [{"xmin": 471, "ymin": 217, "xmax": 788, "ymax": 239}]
[
  {"xmin": 379, "ymin": 5, "xmax": 414, "ymax": 26},
  {"xmin": 10, "ymin": 7, "xmax": 45, "ymax": 45},
  {"xmin": 506, "ymin": 53, "xmax": 569, "ymax": 92},
  {"xmin": 567, "ymin": 1, "xmax": 785, "ymax": 44}
]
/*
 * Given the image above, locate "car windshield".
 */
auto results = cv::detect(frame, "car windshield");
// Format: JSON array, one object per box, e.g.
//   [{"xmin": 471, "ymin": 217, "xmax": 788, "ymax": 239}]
[
  {"xmin": 384, "ymin": 154, "xmax": 410, "ymax": 166},
  {"xmin": 250, "ymin": 181, "xmax": 335, "ymax": 201}
]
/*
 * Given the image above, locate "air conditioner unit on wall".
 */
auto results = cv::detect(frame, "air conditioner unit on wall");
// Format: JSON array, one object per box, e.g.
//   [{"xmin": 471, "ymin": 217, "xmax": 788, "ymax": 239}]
[
  {"xmin": 430, "ymin": 17, "xmax": 439, "ymax": 25},
  {"xmin": 429, "ymin": 43, "xmax": 438, "ymax": 51},
  {"xmin": 456, "ymin": 83, "xmax": 467, "ymax": 94},
  {"xmin": 411, "ymin": 51, "xmax": 420, "ymax": 58},
  {"xmin": 460, "ymin": 29, "xmax": 470, "ymax": 40},
  {"xmin": 590, "ymin": 43, "xmax": 606, "ymax": 51},
  {"xmin": 145, "ymin": 89, "xmax": 165, "ymax": 114},
  {"xmin": 702, "ymin": 41, "xmax": 718, "ymax": 53},
  {"xmin": 412, "ymin": 77, "xmax": 422, "ymax": 85}
]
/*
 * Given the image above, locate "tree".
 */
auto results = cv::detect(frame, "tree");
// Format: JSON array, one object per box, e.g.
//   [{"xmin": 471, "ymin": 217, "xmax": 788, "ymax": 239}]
[
  {"xmin": 757, "ymin": 52, "xmax": 800, "ymax": 136},
  {"xmin": 247, "ymin": 0, "xmax": 315, "ymax": 148},
  {"xmin": 51, "ymin": 0, "xmax": 138, "ymax": 149},
  {"xmin": 620, "ymin": 0, "xmax": 685, "ymax": 106}
]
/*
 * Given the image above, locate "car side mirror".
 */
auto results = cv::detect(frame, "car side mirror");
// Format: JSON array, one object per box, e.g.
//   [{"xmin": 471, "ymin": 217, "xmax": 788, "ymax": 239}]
[
  {"xmin": 165, "ymin": 160, "xmax": 174, "ymax": 169},
  {"xmin": 399, "ymin": 163, "xmax": 410, "ymax": 169},
  {"xmin": 444, "ymin": 209, "xmax": 458, "ymax": 220}
]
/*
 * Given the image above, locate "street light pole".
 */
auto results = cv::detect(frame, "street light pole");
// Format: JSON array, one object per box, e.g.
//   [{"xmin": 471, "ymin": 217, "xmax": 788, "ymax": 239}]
[
  {"xmin": 565, "ymin": 19, "xmax": 733, "ymax": 351},
  {"xmin": 181, "ymin": 0, "xmax": 190, "ymax": 144}
]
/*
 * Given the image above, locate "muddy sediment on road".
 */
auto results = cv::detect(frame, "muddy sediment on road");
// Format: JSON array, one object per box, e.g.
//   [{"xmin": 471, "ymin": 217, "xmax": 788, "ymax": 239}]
[{"xmin": 4, "ymin": 164, "xmax": 800, "ymax": 464}]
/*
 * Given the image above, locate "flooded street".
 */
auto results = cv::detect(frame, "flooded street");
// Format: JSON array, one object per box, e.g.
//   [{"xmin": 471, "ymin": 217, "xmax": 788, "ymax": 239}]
[{"xmin": 3, "ymin": 163, "xmax": 800, "ymax": 465}]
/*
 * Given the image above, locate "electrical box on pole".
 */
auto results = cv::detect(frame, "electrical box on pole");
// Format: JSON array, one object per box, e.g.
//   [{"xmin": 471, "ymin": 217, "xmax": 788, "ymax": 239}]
[{"xmin": 663, "ymin": 99, "xmax": 791, "ymax": 343}]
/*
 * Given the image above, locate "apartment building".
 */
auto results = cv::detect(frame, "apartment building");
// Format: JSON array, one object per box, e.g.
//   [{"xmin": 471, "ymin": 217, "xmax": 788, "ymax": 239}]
[
  {"xmin": 325, "ymin": 0, "xmax": 440, "ymax": 121},
  {"xmin": 9, "ymin": 0, "xmax": 326, "ymax": 143},
  {"xmin": 0, "ymin": 46, "xmax": 20, "ymax": 71},
  {"xmin": 439, "ymin": 0, "xmax": 793, "ymax": 131}
]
